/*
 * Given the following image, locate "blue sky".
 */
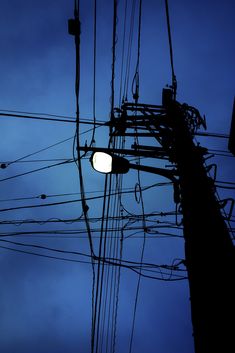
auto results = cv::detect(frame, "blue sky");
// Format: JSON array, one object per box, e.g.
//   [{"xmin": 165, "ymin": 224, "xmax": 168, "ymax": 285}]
[{"xmin": 0, "ymin": 1, "xmax": 234, "ymax": 353}]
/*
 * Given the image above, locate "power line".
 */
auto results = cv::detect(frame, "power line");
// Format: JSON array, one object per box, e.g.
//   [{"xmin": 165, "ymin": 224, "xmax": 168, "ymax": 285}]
[
  {"xmin": 129, "ymin": 128, "xmax": 146, "ymax": 353},
  {"xmin": 92, "ymin": 0, "xmax": 97, "ymax": 144},
  {"xmin": 70, "ymin": 4, "xmax": 96, "ymax": 350},
  {"xmin": 131, "ymin": 0, "xmax": 142, "ymax": 104},
  {"xmin": 3, "ymin": 136, "xmax": 73, "ymax": 168},
  {"xmin": 195, "ymin": 131, "xmax": 229, "ymax": 139},
  {"xmin": 0, "ymin": 181, "xmax": 172, "ymax": 203},
  {"xmin": 0, "ymin": 244, "xmax": 93, "ymax": 264},
  {"xmin": 1, "ymin": 158, "xmax": 74, "ymax": 164},
  {"xmin": 0, "ymin": 226, "xmax": 184, "ymax": 238},
  {"xmin": 0, "ymin": 240, "xmax": 187, "ymax": 281},
  {"xmin": 0, "ymin": 210, "xmax": 179, "ymax": 227},
  {"xmin": 0, "ymin": 111, "xmax": 76, "ymax": 124},
  {"xmin": 123, "ymin": 0, "xmax": 137, "ymax": 101},
  {"xmin": 164, "ymin": 0, "xmax": 177, "ymax": 97},
  {"xmin": 0, "ymin": 110, "xmax": 106, "ymax": 126},
  {"xmin": 0, "ymin": 159, "xmax": 74, "ymax": 183},
  {"xmin": 118, "ymin": 0, "xmax": 128, "ymax": 106},
  {"xmin": 0, "ymin": 234, "xmax": 185, "ymax": 272},
  {"xmin": 216, "ymin": 180, "xmax": 235, "ymax": 186},
  {"xmin": 0, "ymin": 190, "xmax": 179, "ymax": 213}
]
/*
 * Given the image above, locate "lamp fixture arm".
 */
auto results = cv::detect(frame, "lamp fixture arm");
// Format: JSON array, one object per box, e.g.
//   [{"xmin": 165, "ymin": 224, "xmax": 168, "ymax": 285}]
[{"xmin": 129, "ymin": 163, "xmax": 177, "ymax": 182}]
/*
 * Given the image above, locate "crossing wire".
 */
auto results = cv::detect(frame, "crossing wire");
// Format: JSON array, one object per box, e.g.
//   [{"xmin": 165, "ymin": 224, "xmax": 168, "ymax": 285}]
[
  {"xmin": 164, "ymin": 0, "xmax": 177, "ymax": 97},
  {"xmin": 123, "ymin": 0, "xmax": 137, "ymax": 101},
  {"xmin": 0, "ymin": 238, "xmax": 187, "ymax": 281},
  {"xmin": 0, "ymin": 159, "xmax": 74, "ymax": 183},
  {"xmin": 0, "ymin": 181, "xmax": 171, "ymax": 203},
  {"xmin": 131, "ymin": 0, "xmax": 142, "ymax": 103},
  {"xmin": 71, "ymin": 2, "xmax": 96, "ymax": 350},
  {"xmin": 0, "ymin": 111, "xmax": 76, "ymax": 124},
  {"xmin": 92, "ymin": 1, "xmax": 121, "ymax": 352},
  {"xmin": 119, "ymin": 0, "xmax": 128, "ymax": 107},
  {"xmin": 0, "ymin": 109, "xmax": 106, "ymax": 126},
  {"xmin": 111, "ymin": 139, "xmax": 125, "ymax": 353},
  {"xmin": 91, "ymin": 0, "xmax": 97, "ymax": 144},
  {"xmin": 129, "ymin": 143, "xmax": 146, "ymax": 352}
]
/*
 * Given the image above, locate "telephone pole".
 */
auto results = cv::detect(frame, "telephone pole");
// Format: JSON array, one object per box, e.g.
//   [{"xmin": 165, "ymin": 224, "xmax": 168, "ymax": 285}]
[
  {"xmin": 107, "ymin": 88, "xmax": 235, "ymax": 353},
  {"xmin": 165, "ymin": 94, "xmax": 235, "ymax": 353}
]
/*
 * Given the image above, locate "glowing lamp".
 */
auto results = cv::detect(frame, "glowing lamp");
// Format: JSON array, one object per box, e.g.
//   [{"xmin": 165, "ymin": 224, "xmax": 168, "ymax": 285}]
[{"xmin": 90, "ymin": 152, "xmax": 129, "ymax": 174}]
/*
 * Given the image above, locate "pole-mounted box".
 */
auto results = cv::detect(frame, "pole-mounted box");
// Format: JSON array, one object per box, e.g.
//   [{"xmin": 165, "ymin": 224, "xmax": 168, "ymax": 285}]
[
  {"xmin": 162, "ymin": 88, "xmax": 173, "ymax": 107},
  {"xmin": 68, "ymin": 18, "xmax": 80, "ymax": 36}
]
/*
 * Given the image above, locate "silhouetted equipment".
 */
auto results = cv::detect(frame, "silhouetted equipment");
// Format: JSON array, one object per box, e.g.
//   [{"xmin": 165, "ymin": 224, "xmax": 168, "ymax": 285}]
[
  {"xmin": 164, "ymin": 99, "xmax": 235, "ymax": 353},
  {"xmin": 228, "ymin": 97, "xmax": 235, "ymax": 156},
  {"xmin": 162, "ymin": 87, "xmax": 173, "ymax": 107},
  {"xmin": 92, "ymin": 88, "xmax": 234, "ymax": 353},
  {"xmin": 68, "ymin": 18, "xmax": 80, "ymax": 36}
]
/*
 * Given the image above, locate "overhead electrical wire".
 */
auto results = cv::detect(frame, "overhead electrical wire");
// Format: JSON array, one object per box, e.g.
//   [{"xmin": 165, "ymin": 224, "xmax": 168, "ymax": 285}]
[
  {"xmin": 0, "ymin": 210, "xmax": 180, "ymax": 227},
  {"xmin": 1, "ymin": 2, "xmax": 233, "ymax": 352},
  {"xmin": 0, "ymin": 238, "xmax": 187, "ymax": 280},
  {"xmin": 71, "ymin": 2, "xmax": 97, "ymax": 351},
  {"xmin": 96, "ymin": 173, "xmax": 115, "ymax": 353},
  {"xmin": 107, "ymin": 141, "xmax": 126, "ymax": 353},
  {"xmin": 123, "ymin": 0, "xmax": 137, "ymax": 101},
  {"xmin": 2, "ymin": 136, "xmax": 73, "ymax": 168},
  {"xmin": 0, "ymin": 185, "xmax": 175, "ymax": 214},
  {"xmin": 102, "ymin": 158, "xmax": 127, "ymax": 352},
  {"xmin": 0, "ymin": 225, "xmax": 184, "ymax": 239},
  {"xmin": 0, "ymin": 124, "xmax": 102, "ymax": 170},
  {"xmin": 1, "ymin": 158, "xmax": 76, "ymax": 164},
  {"xmin": 93, "ymin": 2, "xmax": 122, "ymax": 350},
  {"xmin": 128, "ymin": 1, "xmax": 146, "ymax": 349},
  {"xmin": 216, "ymin": 180, "xmax": 235, "ymax": 186},
  {"xmin": 0, "ymin": 244, "xmax": 94, "ymax": 264},
  {"xmin": 0, "ymin": 181, "xmax": 172, "ymax": 203},
  {"xmin": 208, "ymin": 150, "xmax": 235, "ymax": 158},
  {"xmin": 0, "ymin": 109, "xmax": 230, "ymax": 140},
  {"xmin": 119, "ymin": 0, "xmax": 128, "ymax": 107},
  {"xmin": 0, "ymin": 109, "xmax": 106, "ymax": 126},
  {"xmin": 131, "ymin": 0, "xmax": 142, "ymax": 103},
  {"xmin": 71, "ymin": 0, "xmax": 95, "ymax": 257},
  {"xmin": 0, "ymin": 235, "xmax": 186, "ymax": 274},
  {"xmin": 110, "ymin": 0, "xmax": 118, "ymax": 122},
  {"xmin": 209, "ymin": 148, "xmax": 233, "ymax": 154},
  {"xmin": 0, "ymin": 159, "xmax": 74, "ymax": 183},
  {"xmin": 216, "ymin": 184, "xmax": 235, "ymax": 190},
  {"xmin": 91, "ymin": 0, "xmax": 97, "ymax": 144},
  {"xmin": 0, "ymin": 111, "xmax": 76, "ymax": 124},
  {"xmin": 195, "ymin": 131, "xmax": 229, "ymax": 139},
  {"xmin": 129, "ymin": 117, "xmax": 146, "ymax": 353},
  {"xmin": 111, "ymin": 178, "xmax": 125, "ymax": 353},
  {"xmin": 164, "ymin": 0, "xmax": 177, "ymax": 97}
]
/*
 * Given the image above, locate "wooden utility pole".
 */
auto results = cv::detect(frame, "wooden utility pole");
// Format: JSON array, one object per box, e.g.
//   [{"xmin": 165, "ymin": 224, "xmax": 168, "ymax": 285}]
[
  {"xmin": 165, "ymin": 96, "xmax": 235, "ymax": 353},
  {"xmin": 109, "ymin": 89, "xmax": 235, "ymax": 353}
]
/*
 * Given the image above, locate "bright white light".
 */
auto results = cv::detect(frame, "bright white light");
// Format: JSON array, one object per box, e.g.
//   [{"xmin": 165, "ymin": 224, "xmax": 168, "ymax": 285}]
[{"xmin": 92, "ymin": 152, "xmax": 112, "ymax": 173}]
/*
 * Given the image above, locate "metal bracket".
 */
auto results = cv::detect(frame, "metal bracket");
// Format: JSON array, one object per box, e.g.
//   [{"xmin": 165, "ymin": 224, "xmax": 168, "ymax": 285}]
[
  {"xmin": 206, "ymin": 163, "xmax": 217, "ymax": 182},
  {"xmin": 218, "ymin": 198, "xmax": 234, "ymax": 220}
]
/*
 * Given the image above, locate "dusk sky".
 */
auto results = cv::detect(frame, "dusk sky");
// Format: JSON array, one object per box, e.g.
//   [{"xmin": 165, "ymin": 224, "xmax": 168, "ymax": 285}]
[{"xmin": 0, "ymin": 1, "xmax": 234, "ymax": 353}]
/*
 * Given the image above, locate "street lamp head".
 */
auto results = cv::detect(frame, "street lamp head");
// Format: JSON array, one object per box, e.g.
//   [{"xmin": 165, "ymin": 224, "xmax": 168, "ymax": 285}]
[
  {"xmin": 90, "ymin": 152, "xmax": 112, "ymax": 173},
  {"xmin": 90, "ymin": 152, "xmax": 130, "ymax": 174}
]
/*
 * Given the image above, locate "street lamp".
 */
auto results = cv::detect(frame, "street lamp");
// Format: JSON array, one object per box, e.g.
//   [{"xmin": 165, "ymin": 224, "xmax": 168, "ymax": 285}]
[
  {"xmin": 91, "ymin": 150, "xmax": 177, "ymax": 180},
  {"xmin": 90, "ymin": 151, "xmax": 130, "ymax": 174},
  {"xmin": 90, "ymin": 150, "xmax": 180, "ymax": 203}
]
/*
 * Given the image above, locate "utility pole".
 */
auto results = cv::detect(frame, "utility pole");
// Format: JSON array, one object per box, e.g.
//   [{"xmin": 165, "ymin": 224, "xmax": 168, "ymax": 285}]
[
  {"xmin": 105, "ymin": 88, "xmax": 235, "ymax": 353},
  {"xmin": 165, "ymin": 93, "xmax": 235, "ymax": 353}
]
